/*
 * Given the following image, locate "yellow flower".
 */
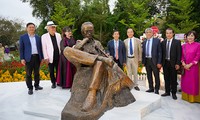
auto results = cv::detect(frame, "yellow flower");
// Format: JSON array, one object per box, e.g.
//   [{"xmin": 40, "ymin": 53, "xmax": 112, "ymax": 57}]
[
  {"xmin": 0, "ymin": 78, "xmax": 3, "ymax": 82},
  {"xmin": 123, "ymin": 66, "xmax": 127, "ymax": 75}
]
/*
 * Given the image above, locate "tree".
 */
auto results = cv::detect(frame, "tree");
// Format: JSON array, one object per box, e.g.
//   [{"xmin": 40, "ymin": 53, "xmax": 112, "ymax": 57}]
[
  {"xmin": 0, "ymin": 17, "xmax": 26, "ymax": 46},
  {"xmin": 166, "ymin": 0, "xmax": 199, "ymax": 33},
  {"xmin": 192, "ymin": 0, "xmax": 200, "ymax": 41},
  {"xmin": 112, "ymin": 0, "xmax": 134, "ymax": 39},
  {"xmin": 118, "ymin": 0, "xmax": 154, "ymax": 37},
  {"xmin": 149, "ymin": 0, "xmax": 168, "ymax": 27},
  {"xmin": 77, "ymin": 0, "xmax": 112, "ymax": 46},
  {"xmin": 21, "ymin": 0, "xmax": 81, "ymax": 36},
  {"xmin": 50, "ymin": 2, "xmax": 75, "ymax": 33},
  {"xmin": 21, "ymin": 0, "xmax": 56, "ymax": 20},
  {"xmin": 112, "ymin": 0, "xmax": 163, "ymax": 38},
  {"xmin": 147, "ymin": 0, "xmax": 161, "ymax": 16}
]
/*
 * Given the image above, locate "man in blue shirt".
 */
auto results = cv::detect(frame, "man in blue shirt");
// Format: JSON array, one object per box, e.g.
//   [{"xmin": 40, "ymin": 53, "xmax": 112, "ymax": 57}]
[
  {"xmin": 142, "ymin": 28, "xmax": 162, "ymax": 94},
  {"xmin": 107, "ymin": 30, "xmax": 126, "ymax": 69},
  {"xmin": 19, "ymin": 22, "xmax": 43, "ymax": 95}
]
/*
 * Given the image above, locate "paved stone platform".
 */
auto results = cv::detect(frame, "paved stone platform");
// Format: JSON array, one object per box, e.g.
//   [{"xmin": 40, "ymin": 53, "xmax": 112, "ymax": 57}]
[
  {"xmin": 0, "ymin": 81, "xmax": 199, "ymax": 120},
  {"xmin": 100, "ymin": 89, "xmax": 161, "ymax": 120}
]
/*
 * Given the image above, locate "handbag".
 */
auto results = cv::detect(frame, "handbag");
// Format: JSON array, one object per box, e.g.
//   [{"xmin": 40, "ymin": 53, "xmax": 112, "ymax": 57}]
[{"xmin": 177, "ymin": 45, "xmax": 186, "ymax": 75}]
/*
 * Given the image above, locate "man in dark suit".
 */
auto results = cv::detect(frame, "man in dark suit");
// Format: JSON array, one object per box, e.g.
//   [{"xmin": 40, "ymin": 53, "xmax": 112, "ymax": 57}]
[
  {"xmin": 142, "ymin": 28, "xmax": 162, "ymax": 94},
  {"xmin": 20, "ymin": 22, "xmax": 43, "ymax": 95},
  {"xmin": 107, "ymin": 30, "xmax": 126, "ymax": 69},
  {"xmin": 161, "ymin": 28, "xmax": 182, "ymax": 100}
]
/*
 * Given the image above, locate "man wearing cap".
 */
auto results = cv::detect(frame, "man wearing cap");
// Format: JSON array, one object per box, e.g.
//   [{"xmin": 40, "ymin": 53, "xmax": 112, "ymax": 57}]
[{"xmin": 41, "ymin": 21, "xmax": 62, "ymax": 88}]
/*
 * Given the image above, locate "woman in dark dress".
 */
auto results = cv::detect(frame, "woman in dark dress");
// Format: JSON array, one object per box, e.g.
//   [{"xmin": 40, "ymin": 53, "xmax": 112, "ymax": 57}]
[{"xmin": 56, "ymin": 27, "xmax": 76, "ymax": 88}]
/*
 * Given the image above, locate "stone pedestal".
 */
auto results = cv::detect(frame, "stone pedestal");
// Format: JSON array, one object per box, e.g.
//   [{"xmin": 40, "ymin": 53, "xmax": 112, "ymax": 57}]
[{"xmin": 61, "ymin": 67, "xmax": 135, "ymax": 120}]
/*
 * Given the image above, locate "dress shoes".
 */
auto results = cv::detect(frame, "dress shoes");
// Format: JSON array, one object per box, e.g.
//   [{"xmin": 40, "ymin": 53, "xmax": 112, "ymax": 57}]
[
  {"xmin": 172, "ymin": 94, "xmax": 177, "ymax": 100},
  {"xmin": 161, "ymin": 93, "xmax": 170, "ymax": 97},
  {"xmin": 28, "ymin": 89, "xmax": 33, "ymax": 95},
  {"xmin": 51, "ymin": 84, "xmax": 56, "ymax": 89},
  {"xmin": 146, "ymin": 89, "xmax": 154, "ymax": 92},
  {"xmin": 35, "ymin": 86, "xmax": 43, "ymax": 90},
  {"xmin": 134, "ymin": 86, "xmax": 140, "ymax": 91},
  {"xmin": 155, "ymin": 90, "xmax": 159, "ymax": 94}
]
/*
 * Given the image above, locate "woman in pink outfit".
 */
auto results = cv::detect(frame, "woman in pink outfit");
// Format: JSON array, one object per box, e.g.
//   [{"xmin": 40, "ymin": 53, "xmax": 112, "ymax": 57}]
[{"xmin": 181, "ymin": 31, "xmax": 200, "ymax": 102}]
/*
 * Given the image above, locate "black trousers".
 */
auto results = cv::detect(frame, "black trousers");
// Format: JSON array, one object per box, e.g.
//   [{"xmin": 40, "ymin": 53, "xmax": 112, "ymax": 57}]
[
  {"xmin": 48, "ymin": 59, "xmax": 59, "ymax": 85},
  {"xmin": 145, "ymin": 58, "xmax": 160, "ymax": 90},
  {"xmin": 25, "ymin": 54, "xmax": 41, "ymax": 90},
  {"xmin": 114, "ymin": 58, "xmax": 123, "ymax": 69},
  {"xmin": 163, "ymin": 60, "xmax": 177, "ymax": 94}
]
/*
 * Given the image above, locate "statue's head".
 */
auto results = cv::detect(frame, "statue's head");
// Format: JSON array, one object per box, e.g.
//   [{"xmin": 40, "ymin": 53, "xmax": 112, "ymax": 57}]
[{"xmin": 81, "ymin": 22, "xmax": 94, "ymax": 39}]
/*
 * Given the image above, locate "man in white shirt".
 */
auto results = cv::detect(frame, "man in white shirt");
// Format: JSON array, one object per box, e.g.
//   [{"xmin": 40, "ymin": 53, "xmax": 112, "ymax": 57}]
[
  {"xmin": 107, "ymin": 30, "xmax": 126, "ymax": 69},
  {"xmin": 124, "ymin": 28, "xmax": 142, "ymax": 91}
]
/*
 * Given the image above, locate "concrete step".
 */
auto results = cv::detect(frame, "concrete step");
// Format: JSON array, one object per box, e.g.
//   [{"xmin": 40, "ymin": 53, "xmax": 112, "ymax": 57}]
[
  {"xmin": 22, "ymin": 83, "xmax": 160, "ymax": 120},
  {"xmin": 100, "ymin": 87, "xmax": 161, "ymax": 120}
]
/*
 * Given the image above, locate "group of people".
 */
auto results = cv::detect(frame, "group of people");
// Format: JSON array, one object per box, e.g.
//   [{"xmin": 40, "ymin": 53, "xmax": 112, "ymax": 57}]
[
  {"xmin": 19, "ymin": 21, "xmax": 76, "ymax": 95},
  {"xmin": 107, "ymin": 28, "xmax": 142, "ymax": 91},
  {"xmin": 107, "ymin": 27, "xmax": 200, "ymax": 102},
  {"xmin": 144, "ymin": 28, "xmax": 200, "ymax": 102},
  {"xmin": 19, "ymin": 21, "xmax": 200, "ymax": 103},
  {"xmin": 0, "ymin": 43, "xmax": 4, "ymax": 62},
  {"xmin": 0, "ymin": 43, "xmax": 10, "ymax": 62}
]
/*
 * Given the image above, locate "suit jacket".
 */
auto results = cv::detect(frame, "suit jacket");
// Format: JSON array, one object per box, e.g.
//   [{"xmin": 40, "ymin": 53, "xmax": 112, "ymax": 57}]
[
  {"xmin": 124, "ymin": 37, "xmax": 142, "ymax": 63},
  {"xmin": 142, "ymin": 38, "xmax": 162, "ymax": 66},
  {"xmin": 19, "ymin": 33, "xmax": 43, "ymax": 62},
  {"xmin": 41, "ymin": 32, "xmax": 62, "ymax": 63},
  {"xmin": 107, "ymin": 40, "xmax": 126, "ymax": 65},
  {"xmin": 161, "ymin": 39, "xmax": 182, "ymax": 66}
]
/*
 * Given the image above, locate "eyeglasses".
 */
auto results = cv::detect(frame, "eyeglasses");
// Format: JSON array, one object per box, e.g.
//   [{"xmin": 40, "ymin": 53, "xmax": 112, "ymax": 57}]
[{"xmin": 49, "ymin": 26, "xmax": 56, "ymax": 29}]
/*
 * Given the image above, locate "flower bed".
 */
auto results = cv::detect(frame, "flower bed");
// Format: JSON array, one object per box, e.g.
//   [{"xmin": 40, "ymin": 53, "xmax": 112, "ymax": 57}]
[{"xmin": 0, "ymin": 61, "xmax": 50, "ymax": 82}]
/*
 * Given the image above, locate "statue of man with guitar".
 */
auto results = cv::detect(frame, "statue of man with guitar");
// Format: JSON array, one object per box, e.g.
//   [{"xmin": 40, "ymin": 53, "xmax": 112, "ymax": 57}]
[{"xmin": 62, "ymin": 22, "xmax": 135, "ymax": 120}]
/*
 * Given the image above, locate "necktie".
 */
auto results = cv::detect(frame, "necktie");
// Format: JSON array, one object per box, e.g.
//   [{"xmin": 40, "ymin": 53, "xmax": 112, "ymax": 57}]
[
  {"xmin": 130, "ymin": 39, "xmax": 133, "ymax": 55},
  {"xmin": 146, "ymin": 40, "xmax": 150, "ymax": 57},
  {"xmin": 166, "ymin": 40, "xmax": 170, "ymax": 59},
  {"xmin": 115, "ymin": 41, "xmax": 118, "ymax": 60}
]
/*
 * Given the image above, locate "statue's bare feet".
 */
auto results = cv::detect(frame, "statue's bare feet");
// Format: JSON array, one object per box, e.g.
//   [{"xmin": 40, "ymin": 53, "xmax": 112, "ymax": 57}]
[{"xmin": 82, "ymin": 90, "xmax": 96, "ymax": 112}]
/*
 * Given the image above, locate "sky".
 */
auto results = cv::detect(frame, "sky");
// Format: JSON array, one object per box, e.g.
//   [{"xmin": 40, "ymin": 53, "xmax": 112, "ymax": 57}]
[
  {"xmin": 0, "ymin": 0, "xmax": 117, "ymax": 26},
  {"xmin": 0, "ymin": 0, "xmax": 41, "ymax": 26}
]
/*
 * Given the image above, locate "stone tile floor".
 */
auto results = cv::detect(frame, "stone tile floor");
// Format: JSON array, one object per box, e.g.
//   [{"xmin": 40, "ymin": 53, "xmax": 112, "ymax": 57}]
[{"xmin": 0, "ymin": 80, "xmax": 199, "ymax": 120}]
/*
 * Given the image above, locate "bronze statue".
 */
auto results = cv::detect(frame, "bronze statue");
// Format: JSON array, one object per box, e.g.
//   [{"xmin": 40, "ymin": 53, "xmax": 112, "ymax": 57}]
[{"xmin": 61, "ymin": 22, "xmax": 135, "ymax": 120}]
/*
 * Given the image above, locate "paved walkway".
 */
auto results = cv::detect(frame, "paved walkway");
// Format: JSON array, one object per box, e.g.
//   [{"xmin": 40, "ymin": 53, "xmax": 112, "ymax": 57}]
[{"xmin": 0, "ymin": 81, "xmax": 199, "ymax": 120}]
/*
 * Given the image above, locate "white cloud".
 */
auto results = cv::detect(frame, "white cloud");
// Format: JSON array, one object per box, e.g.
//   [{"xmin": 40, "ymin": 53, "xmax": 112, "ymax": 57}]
[
  {"xmin": 0, "ymin": 0, "xmax": 117, "ymax": 26},
  {"xmin": 0, "ymin": 0, "xmax": 41, "ymax": 26}
]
